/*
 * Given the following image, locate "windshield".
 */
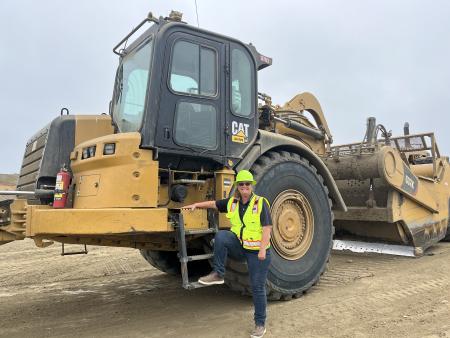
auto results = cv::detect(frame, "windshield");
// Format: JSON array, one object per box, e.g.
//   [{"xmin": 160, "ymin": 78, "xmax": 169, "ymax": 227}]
[{"xmin": 112, "ymin": 38, "xmax": 153, "ymax": 132}]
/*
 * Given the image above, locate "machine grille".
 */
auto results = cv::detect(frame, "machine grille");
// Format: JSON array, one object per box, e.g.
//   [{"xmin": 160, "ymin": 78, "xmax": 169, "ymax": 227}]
[{"xmin": 16, "ymin": 127, "xmax": 49, "ymax": 191}]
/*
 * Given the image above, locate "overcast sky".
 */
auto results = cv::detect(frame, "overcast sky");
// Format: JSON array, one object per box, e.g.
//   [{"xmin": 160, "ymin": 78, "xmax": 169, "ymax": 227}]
[{"xmin": 0, "ymin": 0, "xmax": 449, "ymax": 174}]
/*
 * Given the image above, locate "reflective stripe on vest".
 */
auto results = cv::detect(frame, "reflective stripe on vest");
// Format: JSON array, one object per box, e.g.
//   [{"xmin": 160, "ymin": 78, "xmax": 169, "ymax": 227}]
[{"xmin": 226, "ymin": 194, "xmax": 269, "ymax": 250}]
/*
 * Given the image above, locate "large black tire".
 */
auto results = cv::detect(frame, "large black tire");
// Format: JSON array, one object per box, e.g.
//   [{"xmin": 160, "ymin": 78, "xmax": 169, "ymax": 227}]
[
  {"xmin": 140, "ymin": 249, "xmax": 211, "ymax": 276},
  {"xmin": 225, "ymin": 151, "xmax": 334, "ymax": 300}
]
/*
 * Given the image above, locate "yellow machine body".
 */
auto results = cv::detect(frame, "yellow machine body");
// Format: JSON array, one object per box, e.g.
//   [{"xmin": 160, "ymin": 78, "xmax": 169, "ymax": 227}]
[
  {"xmin": 2, "ymin": 127, "xmax": 236, "ymax": 250},
  {"xmin": 325, "ymin": 132, "xmax": 450, "ymax": 253},
  {"xmin": 2, "ymin": 97, "xmax": 449, "ymax": 257}
]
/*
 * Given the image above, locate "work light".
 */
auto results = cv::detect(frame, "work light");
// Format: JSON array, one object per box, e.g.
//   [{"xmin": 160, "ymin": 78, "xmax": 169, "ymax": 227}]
[{"xmin": 103, "ymin": 143, "xmax": 116, "ymax": 155}]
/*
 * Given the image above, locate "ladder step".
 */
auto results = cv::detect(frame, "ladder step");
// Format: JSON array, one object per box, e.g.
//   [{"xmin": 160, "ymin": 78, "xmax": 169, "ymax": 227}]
[
  {"xmin": 175, "ymin": 213, "xmax": 218, "ymax": 291},
  {"xmin": 185, "ymin": 228, "xmax": 216, "ymax": 235},
  {"xmin": 187, "ymin": 253, "xmax": 213, "ymax": 262}
]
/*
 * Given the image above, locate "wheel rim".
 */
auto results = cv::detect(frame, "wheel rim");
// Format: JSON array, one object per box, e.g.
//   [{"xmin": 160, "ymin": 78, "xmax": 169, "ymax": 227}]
[{"xmin": 271, "ymin": 189, "xmax": 314, "ymax": 260}]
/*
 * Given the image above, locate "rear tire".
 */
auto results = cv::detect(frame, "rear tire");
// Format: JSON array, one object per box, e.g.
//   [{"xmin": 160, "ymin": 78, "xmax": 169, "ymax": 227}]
[{"xmin": 225, "ymin": 151, "xmax": 334, "ymax": 300}]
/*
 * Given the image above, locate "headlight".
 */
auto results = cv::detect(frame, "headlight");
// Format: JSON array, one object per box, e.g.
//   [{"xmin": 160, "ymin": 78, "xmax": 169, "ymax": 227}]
[
  {"xmin": 82, "ymin": 145, "xmax": 96, "ymax": 159},
  {"xmin": 103, "ymin": 143, "xmax": 116, "ymax": 155},
  {"xmin": 88, "ymin": 146, "xmax": 96, "ymax": 157}
]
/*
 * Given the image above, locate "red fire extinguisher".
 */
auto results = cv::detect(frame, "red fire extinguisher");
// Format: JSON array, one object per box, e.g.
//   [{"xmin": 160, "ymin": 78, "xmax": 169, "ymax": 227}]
[{"xmin": 53, "ymin": 164, "xmax": 71, "ymax": 208}]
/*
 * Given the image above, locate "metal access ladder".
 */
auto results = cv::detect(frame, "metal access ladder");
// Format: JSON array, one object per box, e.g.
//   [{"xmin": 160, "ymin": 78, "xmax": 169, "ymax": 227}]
[{"xmin": 175, "ymin": 213, "xmax": 217, "ymax": 289}]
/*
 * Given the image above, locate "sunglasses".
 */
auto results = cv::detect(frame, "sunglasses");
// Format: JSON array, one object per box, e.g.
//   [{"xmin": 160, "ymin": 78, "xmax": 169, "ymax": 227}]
[{"xmin": 238, "ymin": 182, "xmax": 252, "ymax": 187}]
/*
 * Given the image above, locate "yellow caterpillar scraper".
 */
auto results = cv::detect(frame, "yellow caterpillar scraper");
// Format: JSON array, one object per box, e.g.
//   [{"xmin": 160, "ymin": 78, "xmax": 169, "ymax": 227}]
[{"xmin": 0, "ymin": 11, "xmax": 449, "ymax": 300}]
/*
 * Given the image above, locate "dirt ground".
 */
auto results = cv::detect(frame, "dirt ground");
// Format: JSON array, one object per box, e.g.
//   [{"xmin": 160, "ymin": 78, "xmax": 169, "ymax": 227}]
[{"xmin": 0, "ymin": 240, "xmax": 449, "ymax": 338}]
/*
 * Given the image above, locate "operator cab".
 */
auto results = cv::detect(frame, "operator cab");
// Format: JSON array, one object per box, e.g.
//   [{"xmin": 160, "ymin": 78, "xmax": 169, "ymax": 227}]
[{"xmin": 110, "ymin": 11, "xmax": 272, "ymax": 171}]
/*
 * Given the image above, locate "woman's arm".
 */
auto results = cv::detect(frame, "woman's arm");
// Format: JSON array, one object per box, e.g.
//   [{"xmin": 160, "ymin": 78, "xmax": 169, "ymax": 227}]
[
  {"xmin": 258, "ymin": 226, "xmax": 272, "ymax": 260},
  {"xmin": 182, "ymin": 200, "xmax": 217, "ymax": 211}
]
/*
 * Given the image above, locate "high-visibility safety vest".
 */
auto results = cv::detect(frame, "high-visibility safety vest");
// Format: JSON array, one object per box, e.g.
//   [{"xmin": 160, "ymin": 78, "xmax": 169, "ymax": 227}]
[{"xmin": 227, "ymin": 194, "xmax": 270, "ymax": 251}]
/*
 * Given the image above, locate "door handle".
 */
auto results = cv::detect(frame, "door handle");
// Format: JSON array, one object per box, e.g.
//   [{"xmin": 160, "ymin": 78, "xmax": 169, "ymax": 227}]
[{"xmin": 164, "ymin": 127, "xmax": 171, "ymax": 139}]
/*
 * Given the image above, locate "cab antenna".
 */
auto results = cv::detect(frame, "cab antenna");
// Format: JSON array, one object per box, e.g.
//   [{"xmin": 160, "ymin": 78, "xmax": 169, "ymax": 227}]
[{"xmin": 194, "ymin": 0, "xmax": 200, "ymax": 27}]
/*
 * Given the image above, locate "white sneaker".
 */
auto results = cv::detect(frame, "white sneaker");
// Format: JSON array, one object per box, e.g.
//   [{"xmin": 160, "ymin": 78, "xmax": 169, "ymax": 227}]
[{"xmin": 250, "ymin": 326, "xmax": 266, "ymax": 338}]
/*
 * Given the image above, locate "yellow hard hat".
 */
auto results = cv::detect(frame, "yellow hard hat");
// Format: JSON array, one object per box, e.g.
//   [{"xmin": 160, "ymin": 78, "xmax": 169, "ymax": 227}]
[{"xmin": 235, "ymin": 170, "xmax": 256, "ymax": 185}]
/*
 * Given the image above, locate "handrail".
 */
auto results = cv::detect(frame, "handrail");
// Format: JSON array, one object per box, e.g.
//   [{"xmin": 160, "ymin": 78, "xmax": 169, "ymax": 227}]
[
  {"xmin": 331, "ymin": 132, "xmax": 437, "ymax": 153},
  {"xmin": 113, "ymin": 12, "xmax": 159, "ymax": 56}
]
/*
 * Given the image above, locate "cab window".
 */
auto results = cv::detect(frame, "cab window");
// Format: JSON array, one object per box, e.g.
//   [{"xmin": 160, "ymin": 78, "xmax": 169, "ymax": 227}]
[
  {"xmin": 174, "ymin": 101, "xmax": 217, "ymax": 149},
  {"xmin": 231, "ymin": 47, "xmax": 253, "ymax": 117},
  {"xmin": 170, "ymin": 40, "xmax": 217, "ymax": 96},
  {"xmin": 112, "ymin": 39, "xmax": 153, "ymax": 132}
]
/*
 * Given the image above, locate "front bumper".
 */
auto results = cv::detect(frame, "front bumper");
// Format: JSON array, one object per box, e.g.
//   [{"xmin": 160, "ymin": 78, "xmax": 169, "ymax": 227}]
[{"xmin": 25, "ymin": 204, "xmax": 170, "ymax": 237}]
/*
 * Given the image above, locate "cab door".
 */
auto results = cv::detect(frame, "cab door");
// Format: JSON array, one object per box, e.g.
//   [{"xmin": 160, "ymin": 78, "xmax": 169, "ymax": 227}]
[{"xmin": 155, "ymin": 31, "xmax": 225, "ymax": 160}]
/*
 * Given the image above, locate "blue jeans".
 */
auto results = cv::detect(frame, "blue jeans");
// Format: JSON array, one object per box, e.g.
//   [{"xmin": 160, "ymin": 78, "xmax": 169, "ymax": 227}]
[{"xmin": 213, "ymin": 230, "xmax": 271, "ymax": 326}]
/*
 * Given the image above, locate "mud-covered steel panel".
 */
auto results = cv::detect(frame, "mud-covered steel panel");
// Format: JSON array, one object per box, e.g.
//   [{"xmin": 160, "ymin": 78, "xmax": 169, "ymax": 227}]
[
  {"xmin": 21, "ymin": 149, "xmax": 46, "ymax": 168},
  {"xmin": 19, "ymin": 160, "xmax": 42, "ymax": 178},
  {"xmin": 17, "ymin": 171, "xmax": 39, "ymax": 189},
  {"xmin": 24, "ymin": 132, "xmax": 47, "ymax": 157},
  {"xmin": 335, "ymin": 178, "xmax": 389, "ymax": 208}
]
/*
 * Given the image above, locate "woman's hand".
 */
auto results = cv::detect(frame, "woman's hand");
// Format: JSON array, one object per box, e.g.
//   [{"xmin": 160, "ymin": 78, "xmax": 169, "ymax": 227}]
[
  {"xmin": 258, "ymin": 248, "xmax": 267, "ymax": 260},
  {"xmin": 181, "ymin": 203, "xmax": 197, "ymax": 211}
]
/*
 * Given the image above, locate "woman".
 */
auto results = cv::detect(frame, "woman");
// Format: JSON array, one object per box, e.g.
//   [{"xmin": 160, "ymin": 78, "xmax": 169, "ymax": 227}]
[{"xmin": 183, "ymin": 169, "xmax": 272, "ymax": 338}]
